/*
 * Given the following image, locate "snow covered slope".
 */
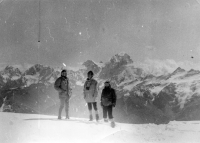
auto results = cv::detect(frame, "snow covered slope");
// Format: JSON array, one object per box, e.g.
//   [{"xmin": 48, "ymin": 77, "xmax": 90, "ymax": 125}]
[{"xmin": 1, "ymin": 112, "xmax": 200, "ymax": 143}]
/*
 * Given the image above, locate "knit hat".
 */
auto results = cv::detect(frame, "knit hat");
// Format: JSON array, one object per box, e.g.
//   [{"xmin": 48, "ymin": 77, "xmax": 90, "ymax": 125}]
[{"xmin": 61, "ymin": 69, "xmax": 67, "ymax": 73}]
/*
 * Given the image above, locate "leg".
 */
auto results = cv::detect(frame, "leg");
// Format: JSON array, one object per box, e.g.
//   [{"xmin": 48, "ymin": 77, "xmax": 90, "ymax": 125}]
[
  {"xmin": 103, "ymin": 106, "xmax": 108, "ymax": 122},
  {"xmin": 108, "ymin": 105, "xmax": 113, "ymax": 120},
  {"xmin": 92, "ymin": 102, "xmax": 99, "ymax": 121},
  {"xmin": 87, "ymin": 102, "xmax": 92, "ymax": 111},
  {"xmin": 108, "ymin": 106, "xmax": 115, "ymax": 127},
  {"xmin": 58, "ymin": 99, "xmax": 65, "ymax": 119},
  {"xmin": 93, "ymin": 102, "xmax": 98, "ymax": 111},
  {"xmin": 65, "ymin": 96, "xmax": 69, "ymax": 118},
  {"xmin": 87, "ymin": 103, "xmax": 93, "ymax": 121}
]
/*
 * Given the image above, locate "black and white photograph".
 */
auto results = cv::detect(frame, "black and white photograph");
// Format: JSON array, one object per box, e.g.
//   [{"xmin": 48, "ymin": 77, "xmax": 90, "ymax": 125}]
[{"xmin": 0, "ymin": 0, "xmax": 200, "ymax": 143}]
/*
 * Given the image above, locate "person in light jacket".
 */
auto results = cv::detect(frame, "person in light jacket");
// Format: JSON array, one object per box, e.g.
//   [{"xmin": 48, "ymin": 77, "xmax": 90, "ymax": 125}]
[
  {"xmin": 83, "ymin": 71, "xmax": 99, "ymax": 121},
  {"xmin": 54, "ymin": 69, "xmax": 71, "ymax": 119}
]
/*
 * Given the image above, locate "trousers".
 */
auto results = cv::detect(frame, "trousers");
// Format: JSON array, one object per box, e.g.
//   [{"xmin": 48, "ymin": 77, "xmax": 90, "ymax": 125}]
[
  {"xmin": 58, "ymin": 96, "xmax": 69, "ymax": 117},
  {"xmin": 103, "ymin": 105, "xmax": 113, "ymax": 119},
  {"xmin": 87, "ymin": 102, "xmax": 97, "ymax": 111}
]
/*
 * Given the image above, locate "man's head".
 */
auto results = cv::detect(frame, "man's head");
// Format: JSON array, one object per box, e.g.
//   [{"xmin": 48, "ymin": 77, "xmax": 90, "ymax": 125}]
[
  {"xmin": 87, "ymin": 71, "xmax": 94, "ymax": 79},
  {"xmin": 61, "ymin": 69, "xmax": 67, "ymax": 77},
  {"xmin": 104, "ymin": 81, "xmax": 111, "ymax": 88}
]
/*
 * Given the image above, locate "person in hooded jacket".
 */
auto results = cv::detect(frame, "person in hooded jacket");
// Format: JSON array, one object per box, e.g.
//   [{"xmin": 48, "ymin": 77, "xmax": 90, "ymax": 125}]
[
  {"xmin": 83, "ymin": 71, "xmax": 99, "ymax": 121},
  {"xmin": 54, "ymin": 69, "xmax": 71, "ymax": 119},
  {"xmin": 101, "ymin": 81, "xmax": 117, "ymax": 127}
]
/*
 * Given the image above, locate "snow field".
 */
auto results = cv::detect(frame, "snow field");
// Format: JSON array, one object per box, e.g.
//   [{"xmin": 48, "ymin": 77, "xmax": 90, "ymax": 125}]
[{"xmin": 0, "ymin": 112, "xmax": 200, "ymax": 143}]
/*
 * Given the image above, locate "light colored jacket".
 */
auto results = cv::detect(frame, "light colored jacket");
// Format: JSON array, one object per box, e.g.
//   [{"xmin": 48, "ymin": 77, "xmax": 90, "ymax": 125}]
[
  {"xmin": 54, "ymin": 76, "xmax": 71, "ymax": 99},
  {"xmin": 83, "ymin": 78, "xmax": 98, "ymax": 103}
]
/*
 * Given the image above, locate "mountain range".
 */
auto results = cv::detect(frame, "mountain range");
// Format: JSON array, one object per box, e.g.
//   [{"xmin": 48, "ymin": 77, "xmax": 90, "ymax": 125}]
[{"xmin": 1, "ymin": 52, "xmax": 200, "ymax": 124}]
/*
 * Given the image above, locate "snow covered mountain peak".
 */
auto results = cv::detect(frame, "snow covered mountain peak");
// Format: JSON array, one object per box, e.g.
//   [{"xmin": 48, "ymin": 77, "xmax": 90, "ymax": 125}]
[
  {"xmin": 186, "ymin": 69, "xmax": 200, "ymax": 75},
  {"xmin": 24, "ymin": 64, "xmax": 52, "ymax": 76},
  {"xmin": 172, "ymin": 67, "xmax": 186, "ymax": 75},
  {"xmin": 82, "ymin": 60, "xmax": 101, "ymax": 74},
  {"xmin": 3, "ymin": 65, "xmax": 22, "ymax": 75},
  {"xmin": 0, "ymin": 66, "xmax": 22, "ymax": 81},
  {"xmin": 110, "ymin": 53, "xmax": 133, "ymax": 64}
]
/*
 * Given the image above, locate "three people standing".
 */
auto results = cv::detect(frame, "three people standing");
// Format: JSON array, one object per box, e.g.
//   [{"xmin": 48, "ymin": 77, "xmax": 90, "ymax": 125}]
[{"xmin": 54, "ymin": 69, "xmax": 117, "ymax": 126}]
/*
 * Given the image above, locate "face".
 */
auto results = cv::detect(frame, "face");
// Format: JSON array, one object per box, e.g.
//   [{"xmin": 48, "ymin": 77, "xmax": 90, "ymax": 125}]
[
  {"xmin": 87, "ymin": 73, "xmax": 93, "ymax": 79},
  {"xmin": 61, "ymin": 71, "xmax": 67, "ymax": 77},
  {"xmin": 104, "ymin": 82, "xmax": 110, "ymax": 87}
]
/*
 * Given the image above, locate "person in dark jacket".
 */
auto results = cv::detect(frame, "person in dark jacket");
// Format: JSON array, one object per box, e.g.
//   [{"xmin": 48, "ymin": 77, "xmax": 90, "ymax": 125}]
[
  {"xmin": 54, "ymin": 69, "xmax": 71, "ymax": 119},
  {"xmin": 101, "ymin": 81, "xmax": 117, "ymax": 127},
  {"xmin": 83, "ymin": 71, "xmax": 99, "ymax": 121}
]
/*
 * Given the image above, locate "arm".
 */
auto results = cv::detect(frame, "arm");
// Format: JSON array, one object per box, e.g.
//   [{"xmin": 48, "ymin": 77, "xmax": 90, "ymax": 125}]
[
  {"xmin": 112, "ymin": 89, "xmax": 117, "ymax": 106},
  {"xmin": 54, "ymin": 78, "xmax": 62, "ymax": 92},
  {"xmin": 83, "ymin": 81, "xmax": 86, "ymax": 98},
  {"xmin": 93, "ymin": 81, "xmax": 98, "ymax": 97},
  {"xmin": 68, "ymin": 79, "xmax": 72, "ymax": 97},
  {"xmin": 100, "ymin": 89, "xmax": 104, "ymax": 107},
  {"xmin": 100, "ymin": 89, "xmax": 103, "ymax": 102}
]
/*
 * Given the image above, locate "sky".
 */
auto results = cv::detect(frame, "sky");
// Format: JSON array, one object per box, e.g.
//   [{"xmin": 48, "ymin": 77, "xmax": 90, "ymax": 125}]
[{"xmin": 0, "ymin": 0, "xmax": 200, "ymax": 68}]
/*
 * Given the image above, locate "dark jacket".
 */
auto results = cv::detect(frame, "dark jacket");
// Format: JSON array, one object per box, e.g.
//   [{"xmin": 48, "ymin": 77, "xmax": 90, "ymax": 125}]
[
  {"xmin": 54, "ymin": 76, "xmax": 71, "ymax": 98},
  {"xmin": 101, "ymin": 86, "xmax": 117, "ymax": 106}
]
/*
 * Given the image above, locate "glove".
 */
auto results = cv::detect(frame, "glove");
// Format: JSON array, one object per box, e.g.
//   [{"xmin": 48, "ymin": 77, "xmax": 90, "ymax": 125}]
[
  {"xmin": 112, "ymin": 103, "xmax": 116, "ymax": 107},
  {"xmin": 100, "ymin": 102, "xmax": 103, "ymax": 107}
]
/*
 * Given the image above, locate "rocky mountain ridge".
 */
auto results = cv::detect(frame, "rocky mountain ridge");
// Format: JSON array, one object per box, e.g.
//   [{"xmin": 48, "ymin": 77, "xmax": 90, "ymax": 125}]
[{"xmin": 1, "ymin": 53, "xmax": 200, "ymax": 124}]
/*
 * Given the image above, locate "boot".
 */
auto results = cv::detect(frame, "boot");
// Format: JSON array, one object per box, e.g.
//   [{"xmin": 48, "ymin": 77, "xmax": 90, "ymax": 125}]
[
  {"xmin": 89, "ymin": 115, "xmax": 93, "ymax": 121},
  {"xmin": 58, "ymin": 107, "xmax": 63, "ymax": 120},
  {"xmin": 58, "ymin": 111, "xmax": 62, "ymax": 120},
  {"xmin": 66, "ymin": 112, "xmax": 69, "ymax": 119},
  {"xmin": 96, "ymin": 114, "xmax": 99, "ymax": 122},
  {"xmin": 104, "ymin": 118, "xmax": 108, "ymax": 122},
  {"xmin": 111, "ymin": 121, "xmax": 115, "ymax": 128}
]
